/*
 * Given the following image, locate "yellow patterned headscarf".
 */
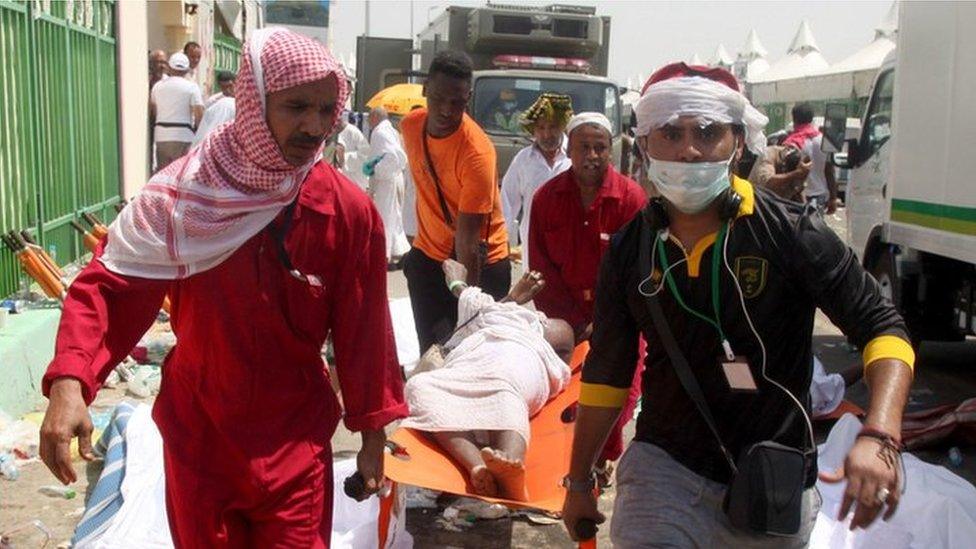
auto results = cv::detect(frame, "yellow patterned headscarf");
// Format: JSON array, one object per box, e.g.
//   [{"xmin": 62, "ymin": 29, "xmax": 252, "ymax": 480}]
[{"xmin": 520, "ymin": 93, "xmax": 574, "ymax": 133}]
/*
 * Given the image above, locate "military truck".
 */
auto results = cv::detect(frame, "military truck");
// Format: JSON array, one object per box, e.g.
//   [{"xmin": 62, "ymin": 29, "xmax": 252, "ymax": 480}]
[
  {"xmin": 357, "ymin": 3, "xmax": 621, "ymax": 175},
  {"xmin": 420, "ymin": 3, "xmax": 620, "ymax": 174}
]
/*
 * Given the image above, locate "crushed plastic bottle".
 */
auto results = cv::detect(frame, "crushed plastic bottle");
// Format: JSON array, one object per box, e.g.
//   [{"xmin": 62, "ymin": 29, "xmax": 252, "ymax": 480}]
[
  {"xmin": 948, "ymin": 447, "xmax": 963, "ymax": 467},
  {"xmin": 0, "ymin": 453, "xmax": 19, "ymax": 481},
  {"xmin": 38, "ymin": 485, "xmax": 76, "ymax": 499}
]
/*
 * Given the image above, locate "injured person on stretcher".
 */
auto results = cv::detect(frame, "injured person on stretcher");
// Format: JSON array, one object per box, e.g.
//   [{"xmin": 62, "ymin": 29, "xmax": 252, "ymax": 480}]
[{"xmin": 400, "ymin": 259, "xmax": 575, "ymax": 501}]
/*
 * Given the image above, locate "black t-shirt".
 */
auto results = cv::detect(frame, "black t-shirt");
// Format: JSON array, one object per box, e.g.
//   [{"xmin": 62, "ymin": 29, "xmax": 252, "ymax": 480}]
[{"xmin": 582, "ymin": 179, "xmax": 908, "ymax": 485}]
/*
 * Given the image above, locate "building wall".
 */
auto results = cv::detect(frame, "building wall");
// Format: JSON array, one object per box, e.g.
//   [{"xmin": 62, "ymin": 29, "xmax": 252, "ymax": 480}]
[{"xmin": 117, "ymin": 0, "xmax": 150, "ymax": 198}]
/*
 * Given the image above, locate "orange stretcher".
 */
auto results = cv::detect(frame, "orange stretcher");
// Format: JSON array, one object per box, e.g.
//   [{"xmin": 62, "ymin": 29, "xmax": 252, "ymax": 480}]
[
  {"xmin": 373, "ymin": 343, "xmax": 866, "ymax": 548},
  {"xmin": 379, "ymin": 343, "xmax": 595, "ymax": 547}
]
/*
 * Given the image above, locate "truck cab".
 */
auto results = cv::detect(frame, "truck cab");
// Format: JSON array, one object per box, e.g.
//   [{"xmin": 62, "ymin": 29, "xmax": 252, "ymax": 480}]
[
  {"xmin": 470, "ymin": 69, "xmax": 622, "ymax": 174},
  {"xmin": 828, "ymin": 1, "xmax": 976, "ymax": 344},
  {"xmin": 845, "ymin": 53, "xmax": 895, "ymax": 260},
  {"xmin": 417, "ymin": 4, "xmax": 621, "ymax": 175}
]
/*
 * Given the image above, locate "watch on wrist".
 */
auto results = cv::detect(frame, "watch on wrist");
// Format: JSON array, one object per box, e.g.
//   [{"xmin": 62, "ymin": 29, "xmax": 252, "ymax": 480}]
[{"xmin": 561, "ymin": 474, "xmax": 596, "ymax": 493}]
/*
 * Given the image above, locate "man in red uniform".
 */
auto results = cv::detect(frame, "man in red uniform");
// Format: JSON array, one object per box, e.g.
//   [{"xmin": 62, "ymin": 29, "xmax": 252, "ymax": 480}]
[
  {"xmin": 528, "ymin": 112, "xmax": 646, "ymax": 484},
  {"xmin": 38, "ymin": 28, "xmax": 407, "ymax": 547}
]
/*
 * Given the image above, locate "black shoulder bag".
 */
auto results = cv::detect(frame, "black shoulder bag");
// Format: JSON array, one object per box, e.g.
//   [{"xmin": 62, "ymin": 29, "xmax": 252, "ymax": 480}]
[
  {"xmin": 637, "ymin": 218, "xmax": 810, "ymax": 537},
  {"xmin": 421, "ymin": 121, "xmax": 489, "ymax": 269}
]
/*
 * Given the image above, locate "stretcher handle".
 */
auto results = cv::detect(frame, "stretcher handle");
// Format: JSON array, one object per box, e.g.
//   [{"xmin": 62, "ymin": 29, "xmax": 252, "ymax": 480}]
[
  {"xmin": 575, "ymin": 518, "xmax": 597, "ymax": 541},
  {"xmin": 69, "ymin": 220, "xmax": 88, "ymax": 235},
  {"xmin": 82, "ymin": 212, "xmax": 104, "ymax": 228},
  {"xmin": 19, "ymin": 230, "xmax": 37, "ymax": 245},
  {"xmin": 1, "ymin": 232, "xmax": 20, "ymax": 252}
]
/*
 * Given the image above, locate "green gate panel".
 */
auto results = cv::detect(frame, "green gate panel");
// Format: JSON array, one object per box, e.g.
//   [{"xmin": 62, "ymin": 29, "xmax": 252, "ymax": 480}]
[{"xmin": 0, "ymin": 0, "xmax": 120, "ymax": 297}]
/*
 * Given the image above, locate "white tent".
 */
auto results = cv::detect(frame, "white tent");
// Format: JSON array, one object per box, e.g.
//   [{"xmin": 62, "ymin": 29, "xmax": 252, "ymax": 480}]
[
  {"xmin": 689, "ymin": 52, "xmax": 704, "ymax": 66},
  {"xmin": 750, "ymin": 4, "xmax": 897, "ymax": 107},
  {"xmin": 709, "ymin": 44, "xmax": 734, "ymax": 69},
  {"xmin": 735, "ymin": 29, "xmax": 770, "ymax": 82},
  {"xmin": 823, "ymin": 1, "xmax": 897, "ymax": 74},
  {"xmin": 753, "ymin": 20, "xmax": 829, "ymax": 82}
]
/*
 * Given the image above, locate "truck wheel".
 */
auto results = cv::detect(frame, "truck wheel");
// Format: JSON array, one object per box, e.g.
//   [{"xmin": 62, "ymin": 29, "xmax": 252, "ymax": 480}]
[
  {"xmin": 867, "ymin": 245, "xmax": 901, "ymax": 310},
  {"xmin": 866, "ymin": 245, "xmax": 921, "ymax": 347}
]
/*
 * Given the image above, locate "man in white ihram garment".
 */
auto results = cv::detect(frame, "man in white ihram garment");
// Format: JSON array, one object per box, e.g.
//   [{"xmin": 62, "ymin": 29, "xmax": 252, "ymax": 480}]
[
  {"xmin": 336, "ymin": 114, "xmax": 370, "ymax": 192},
  {"xmin": 364, "ymin": 107, "xmax": 410, "ymax": 262},
  {"xmin": 501, "ymin": 93, "xmax": 573, "ymax": 269}
]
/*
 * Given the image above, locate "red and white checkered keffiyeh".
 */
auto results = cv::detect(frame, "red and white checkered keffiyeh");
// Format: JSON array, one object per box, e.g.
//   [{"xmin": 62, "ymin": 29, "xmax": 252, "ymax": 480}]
[{"xmin": 101, "ymin": 27, "xmax": 348, "ymax": 279}]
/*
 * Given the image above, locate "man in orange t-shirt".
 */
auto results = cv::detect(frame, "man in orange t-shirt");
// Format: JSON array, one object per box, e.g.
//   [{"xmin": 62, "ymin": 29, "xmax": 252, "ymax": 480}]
[{"xmin": 401, "ymin": 51, "xmax": 510, "ymax": 352}]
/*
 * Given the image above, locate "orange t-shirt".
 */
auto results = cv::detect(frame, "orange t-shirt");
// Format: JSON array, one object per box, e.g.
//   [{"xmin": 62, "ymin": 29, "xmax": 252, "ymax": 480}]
[{"xmin": 400, "ymin": 109, "xmax": 509, "ymax": 263}]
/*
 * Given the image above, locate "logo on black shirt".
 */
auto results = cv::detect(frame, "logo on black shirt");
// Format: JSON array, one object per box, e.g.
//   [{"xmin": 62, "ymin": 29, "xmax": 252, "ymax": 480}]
[{"xmin": 735, "ymin": 256, "xmax": 768, "ymax": 299}]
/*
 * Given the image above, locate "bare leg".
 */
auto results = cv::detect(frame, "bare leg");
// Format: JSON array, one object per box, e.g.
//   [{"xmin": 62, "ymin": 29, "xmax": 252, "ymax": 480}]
[
  {"xmin": 430, "ymin": 431, "xmax": 497, "ymax": 497},
  {"xmin": 489, "ymin": 430, "xmax": 527, "ymax": 462},
  {"xmin": 482, "ymin": 430, "xmax": 528, "ymax": 501}
]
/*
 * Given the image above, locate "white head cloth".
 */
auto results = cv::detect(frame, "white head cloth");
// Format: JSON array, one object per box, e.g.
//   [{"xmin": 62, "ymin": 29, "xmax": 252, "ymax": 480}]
[
  {"xmin": 566, "ymin": 112, "xmax": 612, "ymax": 136},
  {"xmin": 635, "ymin": 76, "xmax": 768, "ymax": 156}
]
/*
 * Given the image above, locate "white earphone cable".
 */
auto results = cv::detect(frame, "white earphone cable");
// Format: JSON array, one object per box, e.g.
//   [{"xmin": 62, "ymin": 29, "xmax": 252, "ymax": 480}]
[{"xmin": 721, "ymin": 225, "xmax": 816, "ymax": 451}]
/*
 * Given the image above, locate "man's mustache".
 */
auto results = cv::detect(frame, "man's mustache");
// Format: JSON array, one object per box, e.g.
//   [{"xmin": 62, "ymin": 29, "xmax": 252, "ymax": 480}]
[{"xmin": 289, "ymin": 133, "xmax": 324, "ymax": 146}]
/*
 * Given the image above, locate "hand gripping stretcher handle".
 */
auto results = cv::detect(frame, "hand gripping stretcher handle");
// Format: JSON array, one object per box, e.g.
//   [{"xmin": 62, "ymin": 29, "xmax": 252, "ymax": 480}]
[
  {"xmin": 343, "ymin": 471, "xmax": 368, "ymax": 501},
  {"xmin": 575, "ymin": 518, "xmax": 598, "ymax": 541}
]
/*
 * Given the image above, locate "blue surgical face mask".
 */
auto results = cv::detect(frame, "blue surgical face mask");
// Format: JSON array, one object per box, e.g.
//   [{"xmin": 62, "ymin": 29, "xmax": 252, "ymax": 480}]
[
  {"xmin": 502, "ymin": 100, "xmax": 517, "ymax": 110},
  {"xmin": 644, "ymin": 145, "xmax": 737, "ymax": 214}
]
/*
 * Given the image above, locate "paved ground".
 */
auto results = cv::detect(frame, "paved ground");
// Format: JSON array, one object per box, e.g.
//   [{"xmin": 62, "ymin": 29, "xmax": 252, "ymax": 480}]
[{"xmin": 2, "ymin": 208, "xmax": 974, "ymax": 547}]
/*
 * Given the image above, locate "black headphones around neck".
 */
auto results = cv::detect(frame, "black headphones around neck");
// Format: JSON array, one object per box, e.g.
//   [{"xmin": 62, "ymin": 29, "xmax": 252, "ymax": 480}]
[{"xmin": 642, "ymin": 187, "xmax": 743, "ymax": 232}]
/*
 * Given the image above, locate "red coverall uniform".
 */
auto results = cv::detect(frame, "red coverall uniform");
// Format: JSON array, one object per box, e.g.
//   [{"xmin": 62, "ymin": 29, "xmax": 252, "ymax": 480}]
[
  {"xmin": 42, "ymin": 162, "xmax": 408, "ymax": 547},
  {"xmin": 528, "ymin": 166, "xmax": 646, "ymax": 462}
]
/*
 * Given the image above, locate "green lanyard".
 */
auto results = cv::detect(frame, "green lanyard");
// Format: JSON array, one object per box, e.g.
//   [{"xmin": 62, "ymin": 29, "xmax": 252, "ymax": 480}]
[{"xmin": 656, "ymin": 222, "xmax": 735, "ymax": 360}]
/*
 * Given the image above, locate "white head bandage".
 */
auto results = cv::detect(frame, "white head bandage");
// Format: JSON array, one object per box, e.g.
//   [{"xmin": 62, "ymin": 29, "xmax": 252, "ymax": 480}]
[
  {"xmin": 635, "ymin": 76, "xmax": 768, "ymax": 156},
  {"xmin": 566, "ymin": 111, "xmax": 613, "ymax": 136}
]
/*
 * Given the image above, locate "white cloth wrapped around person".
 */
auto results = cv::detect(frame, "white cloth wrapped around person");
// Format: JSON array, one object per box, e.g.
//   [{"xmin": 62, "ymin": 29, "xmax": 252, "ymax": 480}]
[{"xmin": 401, "ymin": 287, "xmax": 571, "ymax": 445}]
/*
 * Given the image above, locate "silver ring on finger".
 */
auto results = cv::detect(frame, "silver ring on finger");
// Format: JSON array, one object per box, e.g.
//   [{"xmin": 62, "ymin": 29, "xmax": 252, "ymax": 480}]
[{"xmin": 876, "ymin": 487, "xmax": 890, "ymax": 504}]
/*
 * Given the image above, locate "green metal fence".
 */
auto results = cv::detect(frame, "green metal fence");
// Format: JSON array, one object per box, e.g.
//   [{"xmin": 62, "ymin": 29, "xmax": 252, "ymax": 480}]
[
  {"xmin": 213, "ymin": 32, "xmax": 241, "ymax": 91},
  {"xmin": 0, "ymin": 0, "xmax": 120, "ymax": 298}
]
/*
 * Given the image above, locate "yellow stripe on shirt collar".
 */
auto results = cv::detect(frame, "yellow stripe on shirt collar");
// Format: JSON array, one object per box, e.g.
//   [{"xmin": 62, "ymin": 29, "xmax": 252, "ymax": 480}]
[{"xmin": 732, "ymin": 175, "xmax": 755, "ymax": 218}]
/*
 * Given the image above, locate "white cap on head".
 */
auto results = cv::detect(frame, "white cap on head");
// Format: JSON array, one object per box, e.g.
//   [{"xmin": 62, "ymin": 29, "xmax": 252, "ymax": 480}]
[
  {"xmin": 566, "ymin": 112, "xmax": 612, "ymax": 137},
  {"xmin": 168, "ymin": 52, "xmax": 190, "ymax": 71}
]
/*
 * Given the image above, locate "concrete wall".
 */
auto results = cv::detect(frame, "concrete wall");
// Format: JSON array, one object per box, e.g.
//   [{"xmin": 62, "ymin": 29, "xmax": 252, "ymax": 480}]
[
  {"xmin": 117, "ymin": 0, "xmax": 150, "ymax": 199},
  {"xmin": 0, "ymin": 310, "xmax": 60, "ymax": 417}
]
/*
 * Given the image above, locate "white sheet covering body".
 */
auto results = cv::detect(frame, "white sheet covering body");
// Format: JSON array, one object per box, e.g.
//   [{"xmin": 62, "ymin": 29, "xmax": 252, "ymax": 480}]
[
  {"xmin": 810, "ymin": 414, "xmax": 976, "ymax": 548},
  {"xmin": 366, "ymin": 119, "xmax": 410, "ymax": 259},
  {"xmin": 401, "ymin": 288, "xmax": 571, "ymax": 444}
]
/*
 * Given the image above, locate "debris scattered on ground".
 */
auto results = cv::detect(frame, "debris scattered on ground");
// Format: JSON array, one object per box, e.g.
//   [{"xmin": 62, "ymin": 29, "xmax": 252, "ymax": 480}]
[
  {"xmin": 403, "ymin": 485, "xmax": 439, "ymax": 509},
  {"xmin": 38, "ymin": 485, "xmax": 76, "ymax": 500},
  {"xmin": 0, "ymin": 452, "xmax": 19, "ymax": 481},
  {"xmin": 442, "ymin": 497, "xmax": 509, "ymax": 523},
  {"xmin": 515, "ymin": 510, "xmax": 562, "ymax": 525},
  {"xmin": 132, "ymin": 331, "xmax": 176, "ymax": 365},
  {"xmin": 127, "ymin": 365, "xmax": 162, "ymax": 398}
]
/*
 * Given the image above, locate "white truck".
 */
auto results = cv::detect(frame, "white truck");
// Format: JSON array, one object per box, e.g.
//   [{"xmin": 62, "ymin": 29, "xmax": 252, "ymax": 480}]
[{"xmin": 825, "ymin": 1, "xmax": 976, "ymax": 343}]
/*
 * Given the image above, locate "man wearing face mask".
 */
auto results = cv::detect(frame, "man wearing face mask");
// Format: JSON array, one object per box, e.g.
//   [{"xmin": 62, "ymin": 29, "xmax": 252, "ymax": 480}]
[
  {"xmin": 562, "ymin": 63, "xmax": 914, "ymax": 547},
  {"xmin": 528, "ymin": 112, "xmax": 646, "ymax": 486},
  {"xmin": 501, "ymin": 93, "xmax": 574, "ymax": 269}
]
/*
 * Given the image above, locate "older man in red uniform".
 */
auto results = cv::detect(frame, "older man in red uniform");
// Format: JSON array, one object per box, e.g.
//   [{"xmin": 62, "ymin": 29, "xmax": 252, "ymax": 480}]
[
  {"xmin": 528, "ymin": 112, "xmax": 646, "ymax": 482},
  {"xmin": 39, "ymin": 29, "xmax": 406, "ymax": 547}
]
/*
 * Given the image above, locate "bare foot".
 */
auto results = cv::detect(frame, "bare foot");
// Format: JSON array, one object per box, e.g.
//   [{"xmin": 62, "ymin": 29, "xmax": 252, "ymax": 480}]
[
  {"xmin": 481, "ymin": 447, "xmax": 528, "ymax": 501},
  {"xmin": 470, "ymin": 464, "xmax": 498, "ymax": 497}
]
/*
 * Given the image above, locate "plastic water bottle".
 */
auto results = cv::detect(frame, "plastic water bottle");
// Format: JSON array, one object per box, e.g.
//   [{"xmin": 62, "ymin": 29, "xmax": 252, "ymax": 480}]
[
  {"xmin": 948, "ymin": 447, "xmax": 963, "ymax": 467},
  {"xmin": 38, "ymin": 485, "xmax": 76, "ymax": 499},
  {"xmin": 0, "ymin": 453, "xmax": 19, "ymax": 480}
]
